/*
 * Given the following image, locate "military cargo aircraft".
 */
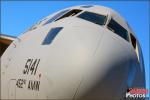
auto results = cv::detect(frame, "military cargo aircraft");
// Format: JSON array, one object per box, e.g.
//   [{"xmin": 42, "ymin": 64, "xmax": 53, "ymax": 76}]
[{"xmin": 1, "ymin": 5, "xmax": 145, "ymax": 100}]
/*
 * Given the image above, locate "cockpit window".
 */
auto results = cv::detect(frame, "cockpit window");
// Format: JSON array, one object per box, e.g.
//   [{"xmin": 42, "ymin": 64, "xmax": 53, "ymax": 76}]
[
  {"xmin": 44, "ymin": 9, "xmax": 70, "ymax": 25},
  {"xmin": 77, "ymin": 11, "xmax": 107, "ymax": 26},
  {"xmin": 44, "ymin": 9, "xmax": 82, "ymax": 25},
  {"xmin": 107, "ymin": 18, "xmax": 129, "ymax": 42},
  {"xmin": 42, "ymin": 27, "xmax": 63, "ymax": 45},
  {"xmin": 55, "ymin": 9, "xmax": 82, "ymax": 21}
]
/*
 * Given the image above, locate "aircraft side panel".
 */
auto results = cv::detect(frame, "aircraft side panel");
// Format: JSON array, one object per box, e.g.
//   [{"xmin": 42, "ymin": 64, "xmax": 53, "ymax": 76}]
[{"xmin": 74, "ymin": 29, "xmax": 143, "ymax": 100}]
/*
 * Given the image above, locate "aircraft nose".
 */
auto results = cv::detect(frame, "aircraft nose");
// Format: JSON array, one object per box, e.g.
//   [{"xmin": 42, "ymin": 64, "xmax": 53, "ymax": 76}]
[{"xmin": 37, "ymin": 26, "xmax": 105, "ymax": 99}]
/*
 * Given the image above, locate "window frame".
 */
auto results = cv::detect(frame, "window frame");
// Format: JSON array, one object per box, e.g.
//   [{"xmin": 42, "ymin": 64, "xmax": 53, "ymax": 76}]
[
  {"xmin": 44, "ymin": 9, "xmax": 83, "ymax": 26},
  {"xmin": 55, "ymin": 9, "xmax": 83, "ymax": 21},
  {"xmin": 107, "ymin": 18, "xmax": 129, "ymax": 42},
  {"xmin": 77, "ymin": 11, "xmax": 108, "ymax": 26},
  {"xmin": 44, "ymin": 9, "xmax": 70, "ymax": 25},
  {"xmin": 130, "ymin": 33, "xmax": 137, "ymax": 49}
]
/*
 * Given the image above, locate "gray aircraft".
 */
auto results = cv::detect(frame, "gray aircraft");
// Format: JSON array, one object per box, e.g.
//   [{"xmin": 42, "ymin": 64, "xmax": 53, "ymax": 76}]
[{"xmin": 1, "ymin": 5, "xmax": 145, "ymax": 100}]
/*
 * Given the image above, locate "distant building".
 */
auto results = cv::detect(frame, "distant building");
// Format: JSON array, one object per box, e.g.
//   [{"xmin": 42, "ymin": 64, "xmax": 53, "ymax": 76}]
[{"xmin": 0, "ymin": 34, "xmax": 16, "ymax": 56}]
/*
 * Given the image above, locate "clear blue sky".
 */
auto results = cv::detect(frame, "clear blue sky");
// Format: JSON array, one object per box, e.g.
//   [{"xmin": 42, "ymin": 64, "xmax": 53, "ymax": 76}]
[{"xmin": 1, "ymin": 1, "xmax": 149, "ymax": 96}]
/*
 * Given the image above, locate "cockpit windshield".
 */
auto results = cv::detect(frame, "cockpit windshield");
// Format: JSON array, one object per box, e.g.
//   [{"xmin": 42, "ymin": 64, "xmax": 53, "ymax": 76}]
[
  {"xmin": 44, "ymin": 9, "xmax": 82, "ymax": 25},
  {"xmin": 77, "ymin": 11, "xmax": 107, "ymax": 26},
  {"xmin": 44, "ymin": 9, "xmax": 70, "ymax": 25},
  {"xmin": 28, "ymin": 9, "xmax": 82, "ymax": 32}
]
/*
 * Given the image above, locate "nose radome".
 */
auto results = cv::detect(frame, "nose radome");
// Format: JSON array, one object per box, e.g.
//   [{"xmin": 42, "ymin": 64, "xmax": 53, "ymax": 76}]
[{"xmin": 37, "ymin": 26, "xmax": 105, "ymax": 99}]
